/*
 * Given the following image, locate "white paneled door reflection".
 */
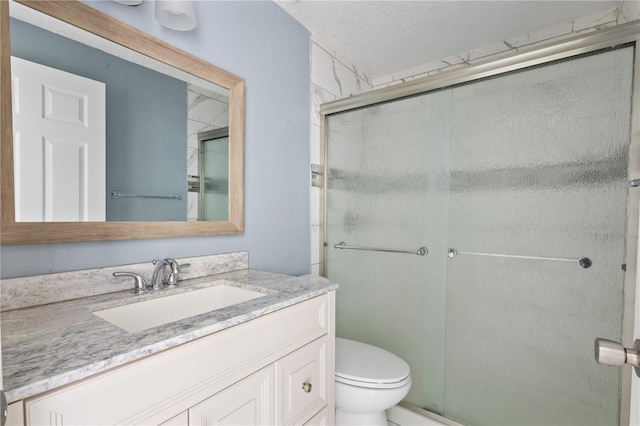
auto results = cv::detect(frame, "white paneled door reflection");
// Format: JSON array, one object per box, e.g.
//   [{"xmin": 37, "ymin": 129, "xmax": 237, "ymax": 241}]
[{"xmin": 11, "ymin": 56, "xmax": 105, "ymax": 222}]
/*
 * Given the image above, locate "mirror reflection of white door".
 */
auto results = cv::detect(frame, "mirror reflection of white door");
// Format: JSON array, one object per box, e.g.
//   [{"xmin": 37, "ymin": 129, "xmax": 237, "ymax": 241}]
[{"xmin": 11, "ymin": 56, "xmax": 105, "ymax": 222}]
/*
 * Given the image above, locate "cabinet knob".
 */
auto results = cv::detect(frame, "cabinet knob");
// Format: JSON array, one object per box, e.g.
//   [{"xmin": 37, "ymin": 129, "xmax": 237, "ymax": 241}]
[{"xmin": 302, "ymin": 382, "xmax": 312, "ymax": 393}]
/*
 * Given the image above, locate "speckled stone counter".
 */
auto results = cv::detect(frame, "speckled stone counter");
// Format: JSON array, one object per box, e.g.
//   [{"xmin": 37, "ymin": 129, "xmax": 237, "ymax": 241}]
[{"xmin": 1, "ymin": 268, "xmax": 337, "ymax": 403}]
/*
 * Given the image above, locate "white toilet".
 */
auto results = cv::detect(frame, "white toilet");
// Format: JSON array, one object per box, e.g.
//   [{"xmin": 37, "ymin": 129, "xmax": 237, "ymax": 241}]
[{"xmin": 335, "ymin": 338, "xmax": 412, "ymax": 425}]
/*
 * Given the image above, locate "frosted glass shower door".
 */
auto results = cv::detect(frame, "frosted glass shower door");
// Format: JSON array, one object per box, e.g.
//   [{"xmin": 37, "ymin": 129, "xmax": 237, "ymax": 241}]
[
  {"xmin": 445, "ymin": 47, "xmax": 635, "ymax": 425},
  {"xmin": 325, "ymin": 44, "xmax": 635, "ymax": 426},
  {"xmin": 325, "ymin": 89, "xmax": 452, "ymax": 412},
  {"xmin": 199, "ymin": 134, "xmax": 228, "ymax": 221}
]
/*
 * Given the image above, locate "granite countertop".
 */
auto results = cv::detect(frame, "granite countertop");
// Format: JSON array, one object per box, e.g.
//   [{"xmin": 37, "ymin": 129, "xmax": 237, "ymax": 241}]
[{"xmin": 1, "ymin": 269, "xmax": 337, "ymax": 403}]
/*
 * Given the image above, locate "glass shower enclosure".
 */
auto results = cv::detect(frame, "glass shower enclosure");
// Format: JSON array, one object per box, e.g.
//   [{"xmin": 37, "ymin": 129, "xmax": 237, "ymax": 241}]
[
  {"xmin": 324, "ymin": 44, "xmax": 636, "ymax": 425},
  {"xmin": 198, "ymin": 128, "xmax": 229, "ymax": 221}
]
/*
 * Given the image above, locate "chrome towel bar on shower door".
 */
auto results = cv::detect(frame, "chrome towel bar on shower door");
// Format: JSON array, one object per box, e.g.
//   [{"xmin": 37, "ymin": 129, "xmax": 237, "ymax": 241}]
[
  {"xmin": 333, "ymin": 241, "xmax": 428, "ymax": 256},
  {"xmin": 447, "ymin": 248, "xmax": 592, "ymax": 269},
  {"xmin": 111, "ymin": 191, "xmax": 182, "ymax": 201}
]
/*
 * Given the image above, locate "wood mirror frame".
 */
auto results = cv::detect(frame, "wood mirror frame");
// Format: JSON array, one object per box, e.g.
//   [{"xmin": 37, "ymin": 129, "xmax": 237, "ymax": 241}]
[{"xmin": 0, "ymin": 0, "xmax": 244, "ymax": 245}]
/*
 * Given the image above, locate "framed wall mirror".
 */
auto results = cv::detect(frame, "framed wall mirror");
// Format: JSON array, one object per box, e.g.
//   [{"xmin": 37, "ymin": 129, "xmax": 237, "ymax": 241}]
[{"xmin": 0, "ymin": 0, "xmax": 245, "ymax": 245}]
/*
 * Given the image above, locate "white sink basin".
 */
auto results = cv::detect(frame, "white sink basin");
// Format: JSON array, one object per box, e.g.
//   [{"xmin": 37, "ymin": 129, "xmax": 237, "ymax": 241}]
[{"xmin": 93, "ymin": 284, "xmax": 266, "ymax": 333}]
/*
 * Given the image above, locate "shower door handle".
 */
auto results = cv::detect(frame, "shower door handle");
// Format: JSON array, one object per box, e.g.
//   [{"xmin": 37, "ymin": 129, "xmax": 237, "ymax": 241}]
[{"xmin": 594, "ymin": 338, "xmax": 640, "ymax": 377}]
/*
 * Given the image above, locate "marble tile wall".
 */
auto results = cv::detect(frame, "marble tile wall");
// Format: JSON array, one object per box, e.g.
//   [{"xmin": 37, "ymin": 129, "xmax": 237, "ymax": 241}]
[
  {"xmin": 310, "ymin": 37, "xmax": 373, "ymax": 275},
  {"xmin": 187, "ymin": 86, "xmax": 230, "ymax": 220},
  {"xmin": 372, "ymin": 2, "xmax": 640, "ymax": 88},
  {"xmin": 308, "ymin": 2, "xmax": 640, "ymax": 275}
]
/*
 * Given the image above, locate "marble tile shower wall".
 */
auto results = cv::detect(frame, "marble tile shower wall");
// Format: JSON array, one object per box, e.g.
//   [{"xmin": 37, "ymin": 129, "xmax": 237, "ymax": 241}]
[
  {"xmin": 310, "ymin": 38, "xmax": 373, "ymax": 275},
  {"xmin": 186, "ymin": 87, "xmax": 229, "ymax": 220},
  {"xmin": 308, "ymin": 3, "xmax": 640, "ymax": 274},
  {"xmin": 372, "ymin": 2, "xmax": 640, "ymax": 88}
]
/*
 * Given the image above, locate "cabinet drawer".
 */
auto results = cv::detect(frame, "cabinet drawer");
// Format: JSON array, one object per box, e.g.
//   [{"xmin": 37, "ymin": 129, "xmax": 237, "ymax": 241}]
[{"xmin": 276, "ymin": 337, "xmax": 328, "ymax": 425}]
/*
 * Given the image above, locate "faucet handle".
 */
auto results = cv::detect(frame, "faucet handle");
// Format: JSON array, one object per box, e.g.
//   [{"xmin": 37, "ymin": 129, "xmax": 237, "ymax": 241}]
[
  {"xmin": 113, "ymin": 272, "xmax": 148, "ymax": 294},
  {"xmin": 165, "ymin": 258, "xmax": 179, "ymax": 273},
  {"xmin": 164, "ymin": 258, "xmax": 190, "ymax": 286}
]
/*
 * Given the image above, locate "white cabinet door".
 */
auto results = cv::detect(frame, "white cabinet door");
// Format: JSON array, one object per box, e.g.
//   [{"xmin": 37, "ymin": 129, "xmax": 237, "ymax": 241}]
[
  {"xmin": 275, "ymin": 337, "xmax": 328, "ymax": 425},
  {"xmin": 189, "ymin": 366, "xmax": 274, "ymax": 426},
  {"xmin": 11, "ymin": 56, "xmax": 105, "ymax": 222}
]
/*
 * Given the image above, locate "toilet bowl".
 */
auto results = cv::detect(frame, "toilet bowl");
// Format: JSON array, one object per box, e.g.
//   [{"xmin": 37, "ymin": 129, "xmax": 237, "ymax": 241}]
[{"xmin": 335, "ymin": 338, "xmax": 412, "ymax": 426}]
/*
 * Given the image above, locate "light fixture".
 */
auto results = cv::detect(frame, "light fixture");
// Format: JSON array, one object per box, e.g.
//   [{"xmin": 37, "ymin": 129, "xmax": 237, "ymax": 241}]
[
  {"xmin": 113, "ymin": 0, "xmax": 143, "ymax": 5},
  {"xmin": 112, "ymin": 0, "xmax": 197, "ymax": 31},
  {"xmin": 155, "ymin": 0, "xmax": 198, "ymax": 31}
]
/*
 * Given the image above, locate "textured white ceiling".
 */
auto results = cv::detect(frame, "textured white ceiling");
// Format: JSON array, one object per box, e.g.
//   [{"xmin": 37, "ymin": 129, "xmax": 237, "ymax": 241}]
[{"xmin": 275, "ymin": 1, "xmax": 621, "ymax": 80}]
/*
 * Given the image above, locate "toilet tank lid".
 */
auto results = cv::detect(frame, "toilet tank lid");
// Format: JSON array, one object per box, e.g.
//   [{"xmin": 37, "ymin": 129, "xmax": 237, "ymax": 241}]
[{"xmin": 335, "ymin": 338, "xmax": 410, "ymax": 385}]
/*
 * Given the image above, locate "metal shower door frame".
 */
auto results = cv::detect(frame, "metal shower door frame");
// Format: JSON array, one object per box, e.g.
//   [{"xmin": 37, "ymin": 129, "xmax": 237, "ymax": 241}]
[{"xmin": 319, "ymin": 20, "xmax": 640, "ymax": 426}]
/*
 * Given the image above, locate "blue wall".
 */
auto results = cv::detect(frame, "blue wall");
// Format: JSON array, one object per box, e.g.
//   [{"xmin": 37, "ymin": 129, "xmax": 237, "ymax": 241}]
[
  {"xmin": 1, "ymin": 1, "xmax": 311, "ymax": 278},
  {"xmin": 11, "ymin": 18, "xmax": 189, "ymax": 221}
]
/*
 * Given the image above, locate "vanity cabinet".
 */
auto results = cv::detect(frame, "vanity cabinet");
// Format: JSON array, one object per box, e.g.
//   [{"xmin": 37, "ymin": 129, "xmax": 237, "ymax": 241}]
[
  {"xmin": 188, "ymin": 335, "xmax": 329, "ymax": 426},
  {"xmin": 18, "ymin": 292, "xmax": 335, "ymax": 426}
]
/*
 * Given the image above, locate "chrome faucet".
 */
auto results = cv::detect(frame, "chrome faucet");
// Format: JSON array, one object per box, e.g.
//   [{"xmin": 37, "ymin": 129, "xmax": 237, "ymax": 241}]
[
  {"xmin": 165, "ymin": 258, "xmax": 179, "ymax": 286},
  {"xmin": 150, "ymin": 259, "xmax": 170, "ymax": 290},
  {"xmin": 151, "ymin": 258, "xmax": 190, "ymax": 289},
  {"xmin": 165, "ymin": 258, "xmax": 190, "ymax": 287}
]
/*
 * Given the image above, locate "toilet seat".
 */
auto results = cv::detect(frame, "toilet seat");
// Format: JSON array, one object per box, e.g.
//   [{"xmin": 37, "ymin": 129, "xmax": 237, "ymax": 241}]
[{"xmin": 335, "ymin": 338, "xmax": 411, "ymax": 389}]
